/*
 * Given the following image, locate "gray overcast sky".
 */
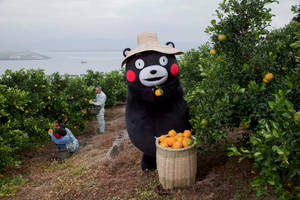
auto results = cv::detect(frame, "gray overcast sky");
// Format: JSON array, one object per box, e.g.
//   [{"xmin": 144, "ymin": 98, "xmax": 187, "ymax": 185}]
[{"xmin": 0, "ymin": 0, "xmax": 299, "ymax": 51}]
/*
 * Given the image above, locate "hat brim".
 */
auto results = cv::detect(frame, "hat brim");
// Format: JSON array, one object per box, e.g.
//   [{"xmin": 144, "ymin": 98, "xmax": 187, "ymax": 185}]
[{"xmin": 121, "ymin": 45, "xmax": 184, "ymax": 66}]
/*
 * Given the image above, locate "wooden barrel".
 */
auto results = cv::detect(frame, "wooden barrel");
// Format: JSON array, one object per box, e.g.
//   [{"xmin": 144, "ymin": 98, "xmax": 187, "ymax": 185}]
[{"xmin": 156, "ymin": 137, "xmax": 197, "ymax": 189}]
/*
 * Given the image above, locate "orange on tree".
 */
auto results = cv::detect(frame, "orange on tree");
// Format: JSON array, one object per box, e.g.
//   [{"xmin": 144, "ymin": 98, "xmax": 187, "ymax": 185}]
[
  {"xmin": 200, "ymin": 119, "xmax": 208, "ymax": 127},
  {"xmin": 210, "ymin": 49, "xmax": 216, "ymax": 55},
  {"xmin": 218, "ymin": 34, "xmax": 227, "ymax": 41},
  {"xmin": 89, "ymin": 99, "xmax": 92, "ymax": 104},
  {"xmin": 49, "ymin": 128, "xmax": 53, "ymax": 133},
  {"xmin": 263, "ymin": 78, "xmax": 270, "ymax": 84},
  {"xmin": 168, "ymin": 129, "xmax": 177, "ymax": 137},
  {"xmin": 264, "ymin": 73, "xmax": 274, "ymax": 81},
  {"xmin": 48, "ymin": 96, "xmax": 51, "ymax": 100},
  {"xmin": 34, "ymin": 84, "xmax": 38, "ymax": 87},
  {"xmin": 294, "ymin": 111, "xmax": 300, "ymax": 122}
]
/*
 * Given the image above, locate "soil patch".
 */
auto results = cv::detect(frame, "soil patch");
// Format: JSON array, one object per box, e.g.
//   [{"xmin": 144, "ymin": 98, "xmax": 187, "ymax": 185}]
[{"xmin": 1, "ymin": 104, "xmax": 275, "ymax": 200}]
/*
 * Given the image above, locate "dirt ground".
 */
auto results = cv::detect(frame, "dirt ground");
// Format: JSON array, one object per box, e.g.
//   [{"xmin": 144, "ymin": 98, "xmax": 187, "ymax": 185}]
[{"xmin": 1, "ymin": 104, "xmax": 276, "ymax": 200}]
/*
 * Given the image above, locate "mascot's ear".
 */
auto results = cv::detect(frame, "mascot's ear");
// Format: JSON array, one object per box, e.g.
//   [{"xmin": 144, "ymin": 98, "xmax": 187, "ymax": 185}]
[
  {"xmin": 166, "ymin": 41, "xmax": 175, "ymax": 48},
  {"xmin": 123, "ymin": 48, "xmax": 131, "ymax": 57}
]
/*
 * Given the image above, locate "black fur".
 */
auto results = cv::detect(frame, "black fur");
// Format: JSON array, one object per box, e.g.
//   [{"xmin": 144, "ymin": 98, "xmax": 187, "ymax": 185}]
[{"xmin": 124, "ymin": 50, "xmax": 190, "ymax": 170}]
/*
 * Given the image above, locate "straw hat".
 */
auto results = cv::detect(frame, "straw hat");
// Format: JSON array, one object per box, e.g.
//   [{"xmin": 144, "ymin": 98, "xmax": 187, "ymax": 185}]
[{"xmin": 121, "ymin": 32, "xmax": 184, "ymax": 66}]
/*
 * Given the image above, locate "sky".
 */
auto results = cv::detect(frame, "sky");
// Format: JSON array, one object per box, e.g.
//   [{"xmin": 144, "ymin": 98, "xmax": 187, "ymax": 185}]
[{"xmin": 0, "ymin": 0, "xmax": 299, "ymax": 52}]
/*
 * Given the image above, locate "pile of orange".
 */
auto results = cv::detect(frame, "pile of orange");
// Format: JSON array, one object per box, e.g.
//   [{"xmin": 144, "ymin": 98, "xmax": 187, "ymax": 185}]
[{"xmin": 158, "ymin": 129, "xmax": 194, "ymax": 149}]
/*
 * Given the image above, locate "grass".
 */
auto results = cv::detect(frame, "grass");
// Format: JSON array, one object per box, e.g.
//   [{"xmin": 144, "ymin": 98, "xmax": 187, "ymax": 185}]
[
  {"xmin": 69, "ymin": 166, "xmax": 85, "ymax": 176},
  {"xmin": 82, "ymin": 180, "xmax": 96, "ymax": 188},
  {"xmin": 0, "ymin": 175, "xmax": 28, "ymax": 198}
]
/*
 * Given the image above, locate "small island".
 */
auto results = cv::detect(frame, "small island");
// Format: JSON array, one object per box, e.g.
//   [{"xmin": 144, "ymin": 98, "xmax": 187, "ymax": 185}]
[{"xmin": 0, "ymin": 51, "xmax": 50, "ymax": 60}]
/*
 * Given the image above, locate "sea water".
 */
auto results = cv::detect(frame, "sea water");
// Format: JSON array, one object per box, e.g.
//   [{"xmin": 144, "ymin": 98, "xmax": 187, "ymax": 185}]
[{"xmin": 0, "ymin": 50, "xmax": 123, "ymax": 76}]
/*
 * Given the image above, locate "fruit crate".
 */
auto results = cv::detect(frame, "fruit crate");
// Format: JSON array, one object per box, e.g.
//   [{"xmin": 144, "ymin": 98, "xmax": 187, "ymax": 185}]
[
  {"xmin": 89, "ymin": 105, "xmax": 101, "ymax": 115},
  {"xmin": 155, "ymin": 136, "xmax": 197, "ymax": 189}
]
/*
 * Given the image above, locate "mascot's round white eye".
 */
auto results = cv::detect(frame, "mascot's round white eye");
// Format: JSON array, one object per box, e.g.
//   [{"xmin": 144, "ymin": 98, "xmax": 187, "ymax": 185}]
[
  {"xmin": 135, "ymin": 59, "xmax": 144, "ymax": 69},
  {"xmin": 159, "ymin": 56, "xmax": 168, "ymax": 66}
]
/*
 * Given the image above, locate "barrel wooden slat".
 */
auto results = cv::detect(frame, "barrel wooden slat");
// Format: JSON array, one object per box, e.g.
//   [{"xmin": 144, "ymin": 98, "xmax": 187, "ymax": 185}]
[{"xmin": 156, "ymin": 137, "xmax": 197, "ymax": 189}]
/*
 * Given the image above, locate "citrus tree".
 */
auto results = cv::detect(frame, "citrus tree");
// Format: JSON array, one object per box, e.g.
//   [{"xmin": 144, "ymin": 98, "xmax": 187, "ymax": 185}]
[
  {"xmin": 0, "ymin": 68, "xmax": 127, "ymax": 169},
  {"xmin": 180, "ymin": 0, "xmax": 300, "ymax": 198}
]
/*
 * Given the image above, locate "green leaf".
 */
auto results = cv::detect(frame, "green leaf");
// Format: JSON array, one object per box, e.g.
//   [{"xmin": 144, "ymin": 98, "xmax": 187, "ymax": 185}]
[{"xmin": 254, "ymin": 152, "xmax": 262, "ymax": 157}]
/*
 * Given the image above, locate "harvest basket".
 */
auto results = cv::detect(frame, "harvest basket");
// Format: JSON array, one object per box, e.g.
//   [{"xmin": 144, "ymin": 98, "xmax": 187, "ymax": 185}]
[
  {"xmin": 89, "ymin": 105, "xmax": 101, "ymax": 115},
  {"xmin": 156, "ymin": 136, "xmax": 197, "ymax": 189}
]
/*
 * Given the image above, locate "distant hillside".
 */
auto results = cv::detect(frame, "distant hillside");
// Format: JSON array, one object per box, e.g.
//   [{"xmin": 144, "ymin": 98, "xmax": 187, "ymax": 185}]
[{"xmin": 0, "ymin": 51, "xmax": 50, "ymax": 60}]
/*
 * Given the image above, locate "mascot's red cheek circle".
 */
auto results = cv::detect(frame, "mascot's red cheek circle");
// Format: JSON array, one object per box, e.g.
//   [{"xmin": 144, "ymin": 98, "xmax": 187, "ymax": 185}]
[
  {"xmin": 126, "ymin": 70, "xmax": 136, "ymax": 82},
  {"xmin": 170, "ymin": 63, "xmax": 179, "ymax": 76}
]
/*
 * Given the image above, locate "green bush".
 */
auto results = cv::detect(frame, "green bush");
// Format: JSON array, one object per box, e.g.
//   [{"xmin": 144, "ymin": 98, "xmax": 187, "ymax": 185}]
[
  {"xmin": 0, "ymin": 68, "xmax": 127, "ymax": 169},
  {"xmin": 179, "ymin": 0, "xmax": 300, "ymax": 198}
]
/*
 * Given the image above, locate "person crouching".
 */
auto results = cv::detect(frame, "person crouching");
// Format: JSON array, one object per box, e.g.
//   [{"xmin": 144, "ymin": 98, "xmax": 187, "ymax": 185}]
[{"xmin": 48, "ymin": 123, "xmax": 79, "ymax": 161}]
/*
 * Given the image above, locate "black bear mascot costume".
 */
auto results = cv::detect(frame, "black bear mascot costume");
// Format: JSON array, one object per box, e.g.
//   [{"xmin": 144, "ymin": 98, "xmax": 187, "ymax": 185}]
[{"xmin": 122, "ymin": 32, "xmax": 190, "ymax": 171}]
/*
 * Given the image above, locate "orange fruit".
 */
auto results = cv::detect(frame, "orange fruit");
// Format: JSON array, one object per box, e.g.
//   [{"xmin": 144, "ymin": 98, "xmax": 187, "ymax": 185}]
[
  {"xmin": 49, "ymin": 129, "xmax": 53, "ymax": 133},
  {"xmin": 210, "ymin": 49, "xmax": 216, "ymax": 55},
  {"xmin": 183, "ymin": 137, "xmax": 194, "ymax": 147},
  {"xmin": 263, "ymin": 78, "xmax": 269, "ymax": 84},
  {"xmin": 175, "ymin": 136, "xmax": 184, "ymax": 142},
  {"xmin": 159, "ymin": 135, "xmax": 167, "ymax": 143},
  {"xmin": 34, "ymin": 84, "xmax": 38, "ymax": 87},
  {"xmin": 264, "ymin": 73, "xmax": 274, "ymax": 81},
  {"xmin": 218, "ymin": 34, "xmax": 227, "ymax": 41},
  {"xmin": 166, "ymin": 137, "xmax": 176, "ymax": 146},
  {"xmin": 183, "ymin": 130, "xmax": 191, "ymax": 138},
  {"xmin": 172, "ymin": 141, "xmax": 183, "ymax": 149},
  {"xmin": 294, "ymin": 111, "xmax": 300, "ymax": 121},
  {"xmin": 155, "ymin": 89, "xmax": 163, "ymax": 96},
  {"xmin": 89, "ymin": 99, "xmax": 92, "ymax": 104},
  {"xmin": 168, "ymin": 129, "xmax": 177, "ymax": 137},
  {"xmin": 160, "ymin": 141, "xmax": 169, "ymax": 148},
  {"xmin": 183, "ymin": 138, "xmax": 191, "ymax": 148},
  {"xmin": 177, "ymin": 133, "xmax": 183, "ymax": 137},
  {"xmin": 201, "ymin": 119, "xmax": 208, "ymax": 127},
  {"xmin": 24, "ymin": 109, "xmax": 29, "ymax": 113},
  {"xmin": 48, "ymin": 96, "xmax": 51, "ymax": 100}
]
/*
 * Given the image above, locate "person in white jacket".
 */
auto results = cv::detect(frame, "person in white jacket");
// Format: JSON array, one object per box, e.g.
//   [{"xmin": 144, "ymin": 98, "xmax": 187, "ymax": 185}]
[{"xmin": 90, "ymin": 86, "xmax": 107, "ymax": 134}]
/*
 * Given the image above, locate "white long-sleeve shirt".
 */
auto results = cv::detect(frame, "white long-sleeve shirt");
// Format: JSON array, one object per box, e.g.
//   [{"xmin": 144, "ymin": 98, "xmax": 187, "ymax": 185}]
[{"xmin": 92, "ymin": 92, "xmax": 107, "ymax": 112}]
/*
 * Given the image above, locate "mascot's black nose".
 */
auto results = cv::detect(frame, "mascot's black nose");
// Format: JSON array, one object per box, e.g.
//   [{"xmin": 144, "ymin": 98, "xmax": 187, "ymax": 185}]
[{"xmin": 150, "ymin": 70, "xmax": 157, "ymax": 74}]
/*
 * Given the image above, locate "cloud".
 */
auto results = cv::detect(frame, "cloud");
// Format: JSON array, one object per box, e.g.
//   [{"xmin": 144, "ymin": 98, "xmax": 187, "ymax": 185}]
[{"xmin": 0, "ymin": 0, "xmax": 297, "ymax": 50}]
